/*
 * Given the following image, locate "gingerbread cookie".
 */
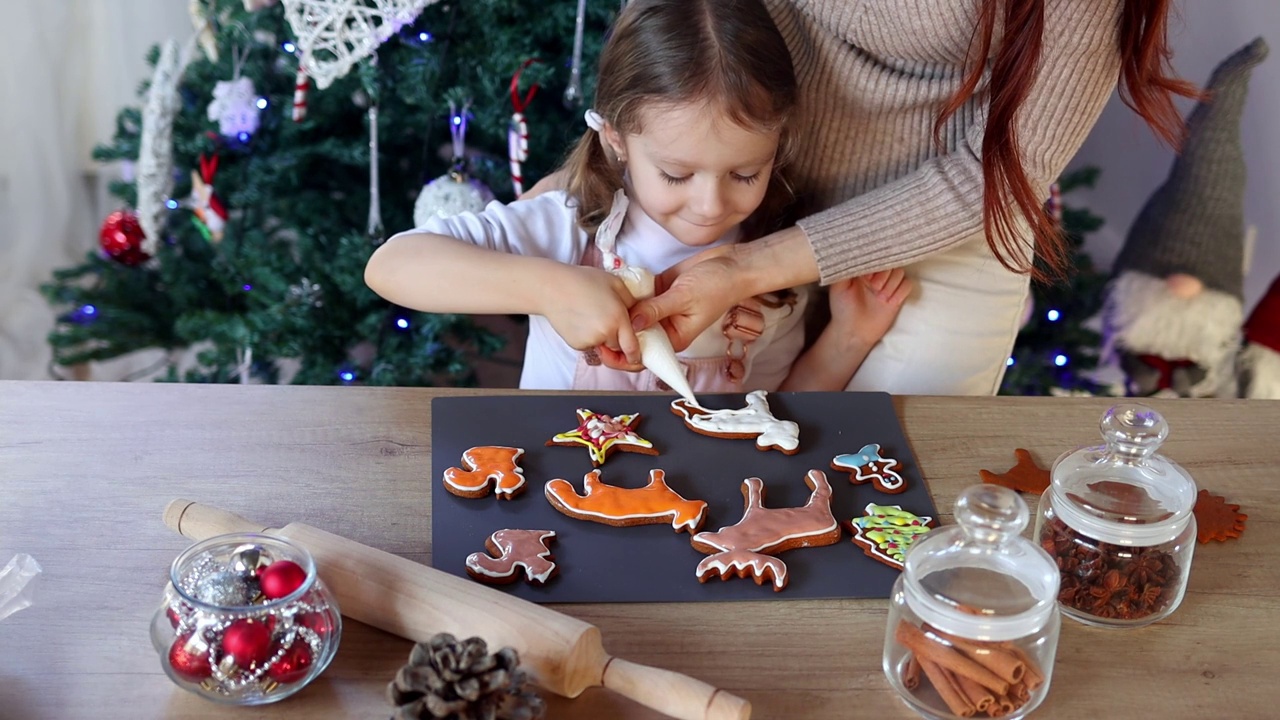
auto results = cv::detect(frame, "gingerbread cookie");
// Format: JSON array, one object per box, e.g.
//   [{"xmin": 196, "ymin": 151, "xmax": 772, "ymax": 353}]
[
  {"xmin": 442, "ymin": 446, "xmax": 527, "ymax": 499},
  {"xmin": 980, "ymin": 448, "xmax": 1051, "ymax": 495},
  {"xmin": 831, "ymin": 444, "xmax": 907, "ymax": 494},
  {"xmin": 690, "ymin": 469, "xmax": 841, "ymax": 591},
  {"xmin": 850, "ymin": 504, "xmax": 934, "ymax": 570},
  {"xmin": 546, "ymin": 408, "xmax": 657, "ymax": 467},
  {"xmin": 545, "ymin": 468, "xmax": 708, "ymax": 534},
  {"xmin": 465, "ymin": 529, "xmax": 558, "ymax": 585},
  {"xmin": 670, "ymin": 390, "xmax": 799, "ymax": 455},
  {"xmin": 1193, "ymin": 489, "xmax": 1247, "ymax": 543}
]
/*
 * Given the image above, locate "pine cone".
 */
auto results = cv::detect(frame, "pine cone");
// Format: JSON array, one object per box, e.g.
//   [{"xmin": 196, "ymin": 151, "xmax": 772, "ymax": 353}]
[{"xmin": 388, "ymin": 633, "xmax": 545, "ymax": 720}]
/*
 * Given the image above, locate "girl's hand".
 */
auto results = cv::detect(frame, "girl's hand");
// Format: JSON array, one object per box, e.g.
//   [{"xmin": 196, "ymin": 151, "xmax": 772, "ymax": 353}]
[
  {"xmin": 541, "ymin": 264, "xmax": 642, "ymax": 362},
  {"xmin": 828, "ymin": 268, "xmax": 912, "ymax": 347}
]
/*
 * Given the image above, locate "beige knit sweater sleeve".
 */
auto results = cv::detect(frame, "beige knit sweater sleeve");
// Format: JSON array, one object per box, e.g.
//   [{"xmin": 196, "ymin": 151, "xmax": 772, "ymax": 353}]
[{"xmin": 770, "ymin": 0, "xmax": 1124, "ymax": 284}]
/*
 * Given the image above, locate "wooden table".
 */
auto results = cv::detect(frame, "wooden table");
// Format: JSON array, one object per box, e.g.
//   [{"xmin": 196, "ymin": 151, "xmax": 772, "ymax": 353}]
[{"xmin": 0, "ymin": 381, "xmax": 1275, "ymax": 719}]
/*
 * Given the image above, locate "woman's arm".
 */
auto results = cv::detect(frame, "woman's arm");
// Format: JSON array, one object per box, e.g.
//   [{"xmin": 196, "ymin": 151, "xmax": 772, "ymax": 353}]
[{"xmin": 633, "ymin": 0, "xmax": 1122, "ymax": 349}]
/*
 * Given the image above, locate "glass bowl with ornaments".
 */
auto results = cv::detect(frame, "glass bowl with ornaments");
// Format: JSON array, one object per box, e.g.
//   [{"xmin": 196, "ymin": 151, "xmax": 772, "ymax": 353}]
[{"xmin": 151, "ymin": 533, "xmax": 341, "ymax": 704}]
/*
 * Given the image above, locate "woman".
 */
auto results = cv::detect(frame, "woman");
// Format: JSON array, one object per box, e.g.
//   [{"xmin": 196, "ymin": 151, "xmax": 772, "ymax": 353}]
[{"xmin": 617, "ymin": 0, "xmax": 1199, "ymax": 395}]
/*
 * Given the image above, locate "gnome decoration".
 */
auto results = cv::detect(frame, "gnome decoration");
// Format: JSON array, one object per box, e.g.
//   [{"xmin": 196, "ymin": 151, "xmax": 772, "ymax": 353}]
[
  {"xmin": 1239, "ymin": 274, "xmax": 1280, "ymax": 398},
  {"xmin": 1102, "ymin": 37, "xmax": 1269, "ymax": 398}
]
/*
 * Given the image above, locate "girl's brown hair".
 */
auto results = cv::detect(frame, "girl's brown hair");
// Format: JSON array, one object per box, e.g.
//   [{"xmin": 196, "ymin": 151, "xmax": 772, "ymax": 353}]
[
  {"xmin": 939, "ymin": 0, "xmax": 1201, "ymax": 281},
  {"xmin": 564, "ymin": 0, "xmax": 798, "ymax": 242}
]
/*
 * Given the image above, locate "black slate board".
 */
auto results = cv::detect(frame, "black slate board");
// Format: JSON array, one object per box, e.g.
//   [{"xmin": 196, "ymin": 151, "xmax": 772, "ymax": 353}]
[{"xmin": 431, "ymin": 392, "xmax": 939, "ymax": 603}]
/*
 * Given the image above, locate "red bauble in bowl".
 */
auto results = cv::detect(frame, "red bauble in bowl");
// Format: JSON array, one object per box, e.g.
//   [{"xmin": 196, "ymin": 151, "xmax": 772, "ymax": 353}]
[
  {"xmin": 98, "ymin": 210, "xmax": 150, "ymax": 266},
  {"xmin": 168, "ymin": 633, "xmax": 212, "ymax": 681},
  {"xmin": 266, "ymin": 639, "xmax": 314, "ymax": 684},
  {"xmin": 259, "ymin": 560, "xmax": 307, "ymax": 599},
  {"xmin": 221, "ymin": 618, "xmax": 273, "ymax": 668}
]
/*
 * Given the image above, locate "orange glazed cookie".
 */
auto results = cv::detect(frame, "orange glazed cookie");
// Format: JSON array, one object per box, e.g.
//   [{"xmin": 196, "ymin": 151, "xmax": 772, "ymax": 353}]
[
  {"xmin": 545, "ymin": 468, "xmax": 708, "ymax": 534},
  {"xmin": 690, "ymin": 470, "xmax": 842, "ymax": 591},
  {"xmin": 442, "ymin": 446, "xmax": 527, "ymax": 500},
  {"xmin": 465, "ymin": 529, "xmax": 558, "ymax": 585},
  {"xmin": 546, "ymin": 408, "xmax": 657, "ymax": 467}
]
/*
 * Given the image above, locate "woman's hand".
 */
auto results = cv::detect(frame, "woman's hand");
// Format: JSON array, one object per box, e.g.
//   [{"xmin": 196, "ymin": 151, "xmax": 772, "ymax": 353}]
[
  {"xmin": 628, "ymin": 245, "xmax": 742, "ymax": 352},
  {"xmin": 630, "ymin": 226, "xmax": 819, "ymax": 351},
  {"xmin": 541, "ymin": 264, "xmax": 642, "ymax": 363}
]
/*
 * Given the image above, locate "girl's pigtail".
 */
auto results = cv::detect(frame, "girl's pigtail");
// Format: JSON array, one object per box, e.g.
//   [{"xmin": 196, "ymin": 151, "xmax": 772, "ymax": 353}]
[{"xmin": 564, "ymin": 125, "xmax": 624, "ymax": 239}]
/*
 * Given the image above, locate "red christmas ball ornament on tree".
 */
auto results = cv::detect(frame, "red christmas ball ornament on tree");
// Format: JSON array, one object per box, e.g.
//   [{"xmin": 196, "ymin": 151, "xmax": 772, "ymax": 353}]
[
  {"xmin": 221, "ymin": 618, "xmax": 273, "ymax": 668},
  {"xmin": 168, "ymin": 633, "xmax": 213, "ymax": 681},
  {"xmin": 259, "ymin": 560, "xmax": 307, "ymax": 599},
  {"xmin": 266, "ymin": 639, "xmax": 314, "ymax": 684},
  {"xmin": 98, "ymin": 210, "xmax": 151, "ymax": 266}
]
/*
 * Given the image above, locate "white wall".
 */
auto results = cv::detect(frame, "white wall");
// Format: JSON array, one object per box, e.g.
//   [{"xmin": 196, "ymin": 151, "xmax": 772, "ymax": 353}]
[{"xmin": 1069, "ymin": 0, "xmax": 1278, "ymax": 313}]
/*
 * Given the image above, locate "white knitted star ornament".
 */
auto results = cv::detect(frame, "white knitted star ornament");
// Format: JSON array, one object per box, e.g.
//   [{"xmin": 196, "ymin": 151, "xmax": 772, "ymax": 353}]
[{"xmin": 281, "ymin": 0, "xmax": 437, "ymax": 89}]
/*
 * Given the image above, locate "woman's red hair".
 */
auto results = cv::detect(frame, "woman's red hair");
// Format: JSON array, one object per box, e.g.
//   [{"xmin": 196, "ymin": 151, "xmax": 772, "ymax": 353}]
[{"xmin": 937, "ymin": 0, "xmax": 1201, "ymax": 281}]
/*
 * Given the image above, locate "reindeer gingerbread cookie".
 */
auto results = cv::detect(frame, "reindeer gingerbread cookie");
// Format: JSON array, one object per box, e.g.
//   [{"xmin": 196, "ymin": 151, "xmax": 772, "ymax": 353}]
[
  {"xmin": 670, "ymin": 390, "xmax": 799, "ymax": 455},
  {"xmin": 690, "ymin": 469, "xmax": 842, "ymax": 591},
  {"xmin": 545, "ymin": 469, "xmax": 708, "ymax": 534}
]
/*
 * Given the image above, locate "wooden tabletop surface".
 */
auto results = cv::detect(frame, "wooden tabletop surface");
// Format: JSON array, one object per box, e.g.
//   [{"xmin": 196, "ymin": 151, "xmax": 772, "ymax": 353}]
[{"xmin": 0, "ymin": 380, "xmax": 1275, "ymax": 719}]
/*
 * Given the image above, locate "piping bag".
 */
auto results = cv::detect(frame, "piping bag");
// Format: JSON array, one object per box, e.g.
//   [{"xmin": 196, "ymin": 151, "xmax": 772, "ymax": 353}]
[{"xmin": 596, "ymin": 190, "xmax": 697, "ymax": 403}]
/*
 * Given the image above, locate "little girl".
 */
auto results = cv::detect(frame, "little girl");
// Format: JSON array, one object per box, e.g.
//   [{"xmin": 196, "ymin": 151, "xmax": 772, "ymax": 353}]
[{"xmin": 364, "ymin": 0, "xmax": 908, "ymax": 393}]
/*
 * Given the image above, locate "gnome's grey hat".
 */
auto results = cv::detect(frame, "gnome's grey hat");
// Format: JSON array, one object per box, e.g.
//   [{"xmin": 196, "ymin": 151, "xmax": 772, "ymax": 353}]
[{"xmin": 1113, "ymin": 37, "xmax": 1269, "ymax": 300}]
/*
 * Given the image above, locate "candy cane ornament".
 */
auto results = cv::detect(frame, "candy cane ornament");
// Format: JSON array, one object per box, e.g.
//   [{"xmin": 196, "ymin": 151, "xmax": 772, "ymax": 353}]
[
  {"xmin": 292, "ymin": 68, "xmax": 309, "ymax": 122},
  {"xmin": 508, "ymin": 59, "xmax": 540, "ymax": 198}
]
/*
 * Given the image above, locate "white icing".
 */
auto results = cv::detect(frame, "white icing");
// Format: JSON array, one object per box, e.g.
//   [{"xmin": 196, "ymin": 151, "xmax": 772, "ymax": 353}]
[
  {"xmin": 672, "ymin": 390, "xmax": 799, "ymax": 452},
  {"xmin": 465, "ymin": 530, "xmax": 557, "ymax": 583}
]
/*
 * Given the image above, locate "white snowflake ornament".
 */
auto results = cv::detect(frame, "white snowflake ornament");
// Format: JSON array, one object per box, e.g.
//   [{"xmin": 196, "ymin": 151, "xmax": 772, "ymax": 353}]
[
  {"xmin": 207, "ymin": 77, "xmax": 262, "ymax": 138},
  {"xmin": 282, "ymin": 0, "xmax": 438, "ymax": 90}
]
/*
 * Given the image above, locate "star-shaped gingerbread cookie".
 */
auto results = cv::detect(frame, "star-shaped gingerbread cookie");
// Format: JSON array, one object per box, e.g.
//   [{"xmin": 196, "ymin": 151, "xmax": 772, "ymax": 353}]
[
  {"xmin": 979, "ymin": 448, "xmax": 1051, "ymax": 494},
  {"xmin": 1192, "ymin": 489, "xmax": 1247, "ymax": 543},
  {"xmin": 546, "ymin": 408, "xmax": 658, "ymax": 466}
]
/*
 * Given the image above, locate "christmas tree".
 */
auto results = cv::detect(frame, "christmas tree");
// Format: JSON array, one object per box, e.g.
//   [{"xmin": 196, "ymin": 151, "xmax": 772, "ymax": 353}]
[
  {"xmin": 42, "ymin": 0, "xmax": 613, "ymax": 385},
  {"xmin": 999, "ymin": 167, "xmax": 1115, "ymax": 396}
]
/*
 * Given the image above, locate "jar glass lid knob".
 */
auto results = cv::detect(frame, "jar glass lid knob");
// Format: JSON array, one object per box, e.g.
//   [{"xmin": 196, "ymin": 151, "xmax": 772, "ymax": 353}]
[
  {"xmin": 955, "ymin": 484, "xmax": 1028, "ymax": 546},
  {"xmin": 1101, "ymin": 403, "xmax": 1168, "ymax": 458}
]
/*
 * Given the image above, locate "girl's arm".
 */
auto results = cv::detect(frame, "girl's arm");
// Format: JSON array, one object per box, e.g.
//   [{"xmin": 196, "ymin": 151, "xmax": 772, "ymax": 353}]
[
  {"xmin": 780, "ymin": 269, "xmax": 911, "ymax": 392},
  {"xmin": 366, "ymin": 232, "xmax": 639, "ymax": 356}
]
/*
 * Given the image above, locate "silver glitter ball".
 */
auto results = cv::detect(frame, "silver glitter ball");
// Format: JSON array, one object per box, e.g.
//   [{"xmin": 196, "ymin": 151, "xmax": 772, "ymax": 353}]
[
  {"xmin": 229, "ymin": 544, "xmax": 270, "ymax": 575},
  {"xmin": 194, "ymin": 570, "xmax": 253, "ymax": 607}
]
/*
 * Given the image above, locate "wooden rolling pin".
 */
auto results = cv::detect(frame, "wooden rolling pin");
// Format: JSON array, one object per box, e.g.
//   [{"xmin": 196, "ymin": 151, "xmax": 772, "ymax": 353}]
[{"xmin": 164, "ymin": 499, "xmax": 749, "ymax": 720}]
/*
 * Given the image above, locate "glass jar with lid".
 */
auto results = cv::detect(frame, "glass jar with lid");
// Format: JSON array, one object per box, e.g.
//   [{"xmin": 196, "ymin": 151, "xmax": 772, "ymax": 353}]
[
  {"xmin": 1035, "ymin": 403, "xmax": 1197, "ymax": 628},
  {"xmin": 884, "ymin": 484, "xmax": 1060, "ymax": 720},
  {"xmin": 151, "ymin": 533, "xmax": 342, "ymax": 704}
]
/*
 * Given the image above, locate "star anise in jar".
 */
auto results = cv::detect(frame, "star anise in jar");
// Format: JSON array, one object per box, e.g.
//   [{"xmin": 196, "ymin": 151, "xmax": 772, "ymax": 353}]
[{"xmin": 1126, "ymin": 553, "xmax": 1164, "ymax": 586}]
